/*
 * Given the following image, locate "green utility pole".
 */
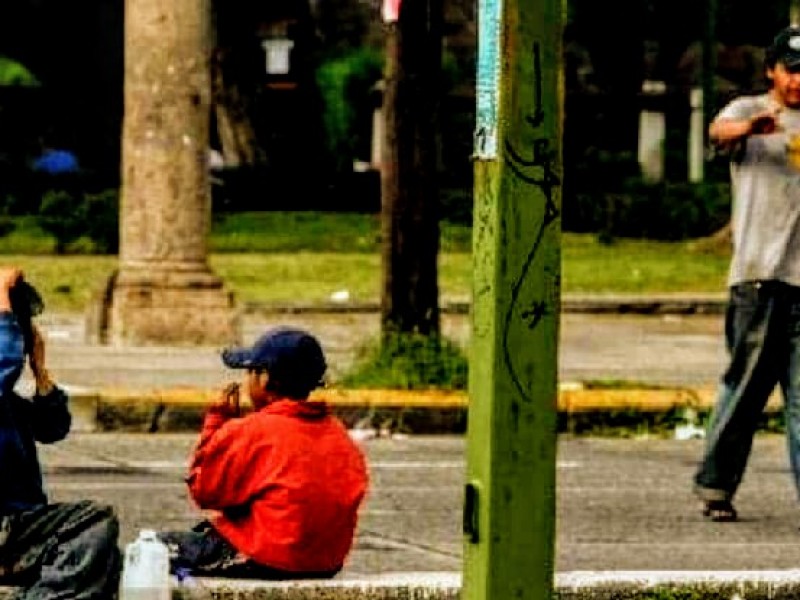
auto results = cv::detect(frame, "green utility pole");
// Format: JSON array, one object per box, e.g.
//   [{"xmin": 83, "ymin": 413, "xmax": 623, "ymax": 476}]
[{"xmin": 463, "ymin": 0, "xmax": 563, "ymax": 597}]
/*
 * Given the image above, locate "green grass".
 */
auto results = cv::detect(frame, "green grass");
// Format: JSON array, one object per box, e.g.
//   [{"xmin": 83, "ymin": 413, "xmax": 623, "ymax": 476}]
[
  {"xmin": 561, "ymin": 234, "xmax": 730, "ymax": 294},
  {"xmin": 211, "ymin": 212, "xmax": 382, "ymax": 253},
  {"xmin": 213, "ymin": 251, "xmax": 472, "ymax": 305},
  {"xmin": 0, "ymin": 216, "xmax": 59, "ymax": 254},
  {"xmin": 0, "ymin": 256, "xmax": 118, "ymax": 312},
  {"xmin": 210, "ymin": 212, "xmax": 473, "ymax": 253},
  {"xmin": 0, "ymin": 213, "xmax": 732, "ymax": 313},
  {"xmin": 211, "ymin": 253, "xmax": 384, "ymax": 305}
]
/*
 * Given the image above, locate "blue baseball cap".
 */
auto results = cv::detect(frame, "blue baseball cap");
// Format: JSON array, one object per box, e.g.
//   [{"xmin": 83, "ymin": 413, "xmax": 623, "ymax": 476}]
[
  {"xmin": 221, "ymin": 327, "xmax": 327, "ymax": 391},
  {"xmin": 769, "ymin": 26, "xmax": 800, "ymax": 69}
]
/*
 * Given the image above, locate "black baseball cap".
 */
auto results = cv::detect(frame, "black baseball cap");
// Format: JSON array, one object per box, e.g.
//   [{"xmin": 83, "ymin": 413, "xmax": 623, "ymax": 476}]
[
  {"xmin": 222, "ymin": 327, "xmax": 327, "ymax": 393},
  {"xmin": 769, "ymin": 26, "xmax": 800, "ymax": 68},
  {"xmin": 10, "ymin": 280, "xmax": 44, "ymax": 320},
  {"xmin": 9, "ymin": 280, "xmax": 43, "ymax": 356}
]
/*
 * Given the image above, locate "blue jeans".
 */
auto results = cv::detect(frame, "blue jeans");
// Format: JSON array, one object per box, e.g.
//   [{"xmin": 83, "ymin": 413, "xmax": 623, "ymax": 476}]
[
  {"xmin": 694, "ymin": 281, "xmax": 800, "ymax": 503},
  {"xmin": 158, "ymin": 521, "xmax": 340, "ymax": 580}
]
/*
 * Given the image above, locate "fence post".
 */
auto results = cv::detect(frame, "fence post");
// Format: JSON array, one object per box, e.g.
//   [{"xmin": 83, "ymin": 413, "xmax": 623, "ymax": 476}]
[
  {"xmin": 689, "ymin": 87, "xmax": 704, "ymax": 183},
  {"xmin": 638, "ymin": 80, "xmax": 666, "ymax": 182}
]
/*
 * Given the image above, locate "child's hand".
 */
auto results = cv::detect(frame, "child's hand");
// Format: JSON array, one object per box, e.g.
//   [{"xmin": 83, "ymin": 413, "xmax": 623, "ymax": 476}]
[{"xmin": 210, "ymin": 382, "xmax": 240, "ymax": 417}]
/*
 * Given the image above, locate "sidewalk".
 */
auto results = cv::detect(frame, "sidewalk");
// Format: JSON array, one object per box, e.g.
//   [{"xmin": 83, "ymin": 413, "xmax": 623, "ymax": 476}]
[{"xmin": 33, "ymin": 294, "xmax": 736, "ymax": 433}]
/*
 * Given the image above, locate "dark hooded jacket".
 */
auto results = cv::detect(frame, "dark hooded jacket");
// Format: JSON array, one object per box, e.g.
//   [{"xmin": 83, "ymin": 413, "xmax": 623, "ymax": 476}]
[{"xmin": 0, "ymin": 312, "xmax": 70, "ymax": 514}]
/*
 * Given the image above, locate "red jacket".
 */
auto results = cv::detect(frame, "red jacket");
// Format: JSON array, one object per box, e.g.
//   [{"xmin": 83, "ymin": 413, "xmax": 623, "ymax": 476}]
[{"xmin": 187, "ymin": 398, "xmax": 368, "ymax": 573}]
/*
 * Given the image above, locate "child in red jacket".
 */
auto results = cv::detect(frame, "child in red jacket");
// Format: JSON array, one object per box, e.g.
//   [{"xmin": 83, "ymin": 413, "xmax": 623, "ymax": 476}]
[{"xmin": 160, "ymin": 327, "xmax": 368, "ymax": 580}]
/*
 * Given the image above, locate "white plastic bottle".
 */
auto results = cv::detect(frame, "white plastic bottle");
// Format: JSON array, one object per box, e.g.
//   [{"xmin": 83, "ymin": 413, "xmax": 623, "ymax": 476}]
[{"xmin": 119, "ymin": 529, "xmax": 171, "ymax": 600}]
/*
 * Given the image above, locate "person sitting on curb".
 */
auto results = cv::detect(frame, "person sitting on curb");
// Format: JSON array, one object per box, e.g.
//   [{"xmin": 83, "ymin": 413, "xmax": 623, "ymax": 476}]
[
  {"xmin": 0, "ymin": 266, "xmax": 121, "ymax": 599},
  {"xmin": 160, "ymin": 326, "xmax": 369, "ymax": 580}
]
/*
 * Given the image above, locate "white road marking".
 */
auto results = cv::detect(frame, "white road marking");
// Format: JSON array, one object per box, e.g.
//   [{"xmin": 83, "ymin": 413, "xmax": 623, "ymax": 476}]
[
  {"xmin": 50, "ymin": 482, "xmax": 183, "ymax": 490},
  {"xmin": 367, "ymin": 461, "xmax": 579, "ymax": 469},
  {"xmin": 46, "ymin": 459, "xmax": 579, "ymax": 471},
  {"xmin": 370, "ymin": 461, "xmax": 463, "ymax": 469}
]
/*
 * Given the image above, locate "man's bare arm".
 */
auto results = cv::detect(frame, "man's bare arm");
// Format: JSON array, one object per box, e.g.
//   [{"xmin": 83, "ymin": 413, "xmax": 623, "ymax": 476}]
[{"xmin": 710, "ymin": 110, "xmax": 779, "ymax": 147}]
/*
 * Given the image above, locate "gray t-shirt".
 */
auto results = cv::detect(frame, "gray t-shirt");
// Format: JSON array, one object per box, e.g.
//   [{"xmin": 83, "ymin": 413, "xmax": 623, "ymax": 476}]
[{"xmin": 716, "ymin": 93, "xmax": 800, "ymax": 287}]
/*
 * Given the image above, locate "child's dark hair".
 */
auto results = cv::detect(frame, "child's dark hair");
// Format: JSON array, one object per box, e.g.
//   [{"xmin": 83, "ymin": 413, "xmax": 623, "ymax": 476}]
[
  {"xmin": 9, "ymin": 280, "xmax": 44, "ymax": 355},
  {"xmin": 252, "ymin": 367, "xmax": 318, "ymax": 399},
  {"xmin": 264, "ymin": 377, "xmax": 317, "ymax": 400}
]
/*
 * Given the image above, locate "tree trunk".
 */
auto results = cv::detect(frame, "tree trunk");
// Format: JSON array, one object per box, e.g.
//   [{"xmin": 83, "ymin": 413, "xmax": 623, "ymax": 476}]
[
  {"xmin": 209, "ymin": 0, "xmax": 265, "ymax": 168},
  {"xmin": 211, "ymin": 48, "xmax": 264, "ymax": 167},
  {"xmin": 380, "ymin": 0, "xmax": 444, "ymax": 336}
]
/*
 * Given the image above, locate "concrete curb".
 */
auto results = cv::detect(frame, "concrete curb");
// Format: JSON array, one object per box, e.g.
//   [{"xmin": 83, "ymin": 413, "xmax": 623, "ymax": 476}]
[
  {"xmin": 555, "ymin": 570, "xmax": 800, "ymax": 600},
  {"xmin": 560, "ymin": 294, "xmax": 727, "ymax": 315},
  {"xmin": 64, "ymin": 383, "xmax": 786, "ymax": 434},
  {"xmin": 7, "ymin": 570, "xmax": 800, "ymax": 599},
  {"xmin": 244, "ymin": 294, "xmax": 728, "ymax": 316}
]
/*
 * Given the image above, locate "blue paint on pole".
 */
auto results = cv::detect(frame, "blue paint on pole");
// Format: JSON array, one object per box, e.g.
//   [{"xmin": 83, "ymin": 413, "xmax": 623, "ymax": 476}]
[{"xmin": 474, "ymin": 0, "xmax": 502, "ymax": 159}]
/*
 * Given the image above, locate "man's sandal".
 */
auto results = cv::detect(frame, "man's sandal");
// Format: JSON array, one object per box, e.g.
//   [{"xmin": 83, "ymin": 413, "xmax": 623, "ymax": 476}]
[{"xmin": 702, "ymin": 500, "xmax": 737, "ymax": 522}]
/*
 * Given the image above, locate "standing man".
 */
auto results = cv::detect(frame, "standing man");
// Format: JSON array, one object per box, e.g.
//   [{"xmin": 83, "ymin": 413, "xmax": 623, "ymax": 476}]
[
  {"xmin": 0, "ymin": 267, "xmax": 121, "ymax": 598},
  {"xmin": 694, "ymin": 26, "xmax": 800, "ymax": 522}
]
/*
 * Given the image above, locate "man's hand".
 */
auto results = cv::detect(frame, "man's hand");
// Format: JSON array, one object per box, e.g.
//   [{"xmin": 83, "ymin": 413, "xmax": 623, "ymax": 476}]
[
  {"xmin": 30, "ymin": 325, "xmax": 54, "ymax": 395},
  {"xmin": 750, "ymin": 110, "xmax": 780, "ymax": 135},
  {"xmin": 210, "ymin": 382, "xmax": 240, "ymax": 418},
  {"xmin": 710, "ymin": 108, "xmax": 782, "ymax": 148},
  {"xmin": 0, "ymin": 267, "xmax": 22, "ymax": 313}
]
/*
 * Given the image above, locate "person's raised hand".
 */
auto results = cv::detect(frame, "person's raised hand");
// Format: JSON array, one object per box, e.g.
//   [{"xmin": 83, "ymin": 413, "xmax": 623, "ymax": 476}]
[
  {"xmin": 750, "ymin": 109, "xmax": 781, "ymax": 135},
  {"xmin": 210, "ymin": 381, "xmax": 241, "ymax": 418},
  {"xmin": 0, "ymin": 267, "xmax": 22, "ymax": 312}
]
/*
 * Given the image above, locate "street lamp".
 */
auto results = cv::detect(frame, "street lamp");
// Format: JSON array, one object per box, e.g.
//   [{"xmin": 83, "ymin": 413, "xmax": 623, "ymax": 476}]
[{"xmin": 261, "ymin": 38, "xmax": 294, "ymax": 75}]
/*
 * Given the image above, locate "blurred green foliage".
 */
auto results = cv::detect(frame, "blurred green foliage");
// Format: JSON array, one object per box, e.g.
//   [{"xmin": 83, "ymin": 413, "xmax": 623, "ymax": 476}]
[
  {"xmin": 341, "ymin": 331, "xmax": 468, "ymax": 390},
  {"xmin": 562, "ymin": 145, "xmax": 732, "ymax": 242},
  {"xmin": 316, "ymin": 48, "xmax": 383, "ymax": 174},
  {"xmin": 37, "ymin": 188, "xmax": 118, "ymax": 254}
]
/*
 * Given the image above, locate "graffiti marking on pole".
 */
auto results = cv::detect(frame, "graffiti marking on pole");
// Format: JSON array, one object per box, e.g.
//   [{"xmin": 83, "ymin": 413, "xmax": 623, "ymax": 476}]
[{"xmin": 501, "ymin": 41, "xmax": 562, "ymax": 404}]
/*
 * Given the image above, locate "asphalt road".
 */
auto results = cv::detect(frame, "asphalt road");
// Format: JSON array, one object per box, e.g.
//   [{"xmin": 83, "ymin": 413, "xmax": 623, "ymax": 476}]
[{"xmin": 40, "ymin": 433, "xmax": 800, "ymax": 575}]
